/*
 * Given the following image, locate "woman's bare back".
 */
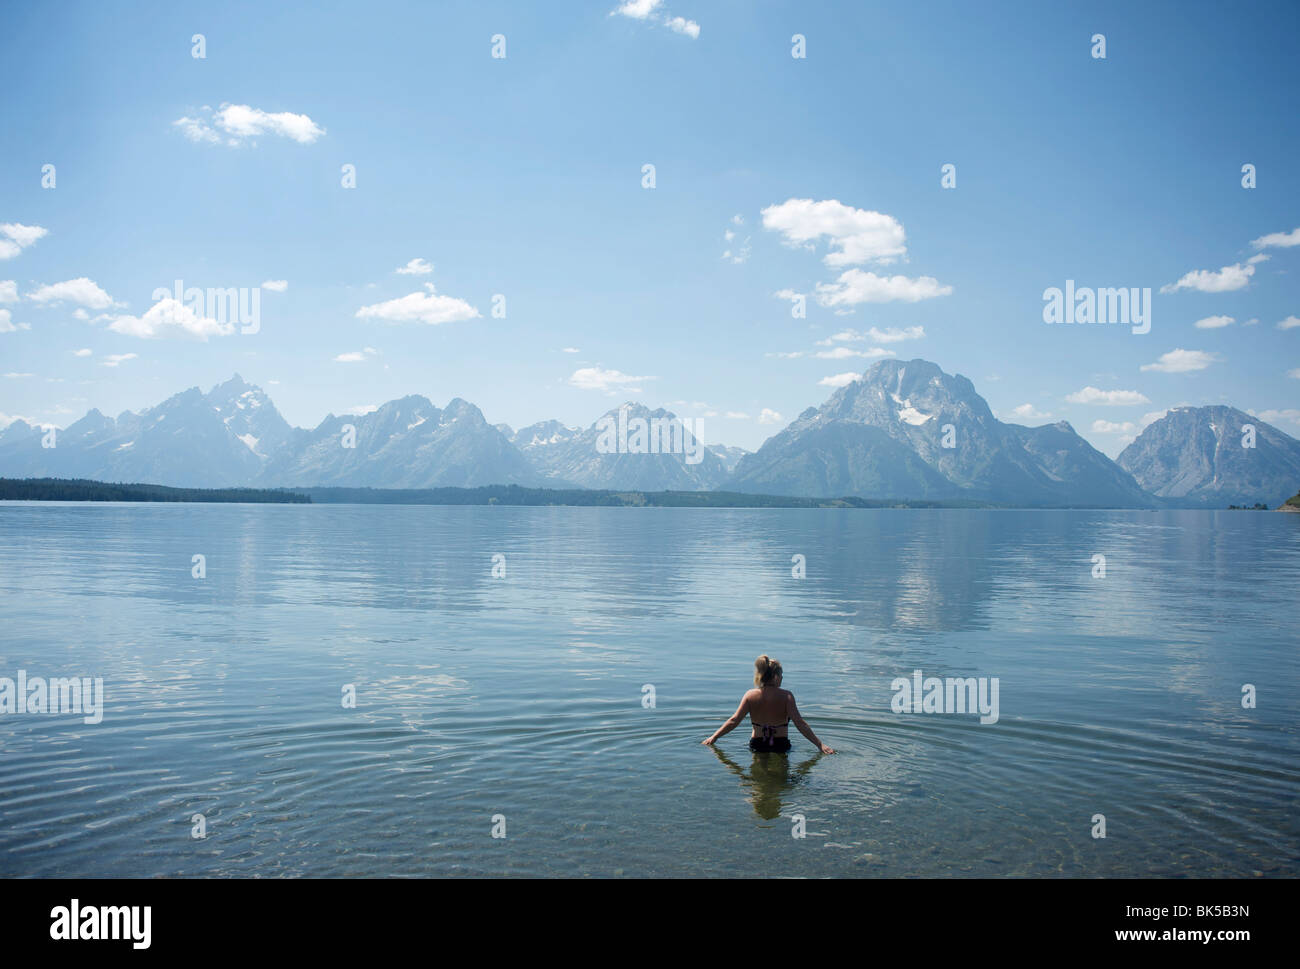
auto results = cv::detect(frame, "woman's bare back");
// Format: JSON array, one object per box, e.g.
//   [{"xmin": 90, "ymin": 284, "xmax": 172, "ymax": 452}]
[{"xmin": 747, "ymin": 686, "xmax": 791, "ymax": 737}]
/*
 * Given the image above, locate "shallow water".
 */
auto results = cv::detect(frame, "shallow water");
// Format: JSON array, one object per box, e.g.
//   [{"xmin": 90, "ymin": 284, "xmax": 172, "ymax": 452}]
[{"xmin": 0, "ymin": 504, "xmax": 1296, "ymax": 877}]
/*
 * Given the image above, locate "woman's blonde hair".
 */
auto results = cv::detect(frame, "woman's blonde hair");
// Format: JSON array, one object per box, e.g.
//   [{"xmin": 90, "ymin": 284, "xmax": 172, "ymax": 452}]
[{"xmin": 754, "ymin": 655, "xmax": 783, "ymax": 686}]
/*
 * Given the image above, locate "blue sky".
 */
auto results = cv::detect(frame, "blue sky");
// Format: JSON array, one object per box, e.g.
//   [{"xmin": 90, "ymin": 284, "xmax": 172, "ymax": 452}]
[{"xmin": 2, "ymin": 0, "xmax": 1297, "ymax": 456}]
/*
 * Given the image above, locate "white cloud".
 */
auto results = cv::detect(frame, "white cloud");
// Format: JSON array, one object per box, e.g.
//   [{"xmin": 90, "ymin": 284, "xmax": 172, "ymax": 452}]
[
  {"xmin": 1161, "ymin": 262, "xmax": 1254, "ymax": 294},
  {"xmin": 724, "ymin": 411, "xmax": 749, "ymax": 419},
  {"xmin": 759, "ymin": 408, "xmax": 784, "ymax": 425},
  {"xmin": 611, "ymin": 1, "xmax": 697, "ymax": 38},
  {"xmin": 107, "ymin": 298, "xmax": 234, "ymax": 340},
  {"xmin": 261, "ymin": 279, "xmax": 288, "ymax": 292},
  {"xmin": 1277, "ymin": 315, "xmax": 1300, "ymax": 330},
  {"xmin": 210, "ymin": 103, "xmax": 324, "ymax": 143},
  {"xmin": 1091, "ymin": 419, "xmax": 1137, "ymax": 434},
  {"xmin": 345, "ymin": 404, "xmax": 378, "ymax": 416},
  {"xmin": 0, "ymin": 223, "xmax": 48, "ymax": 260},
  {"xmin": 722, "ymin": 228, "xmax": 751, "ymax": 264},
  {"xmin": 1250, "ymin": 227, "xmax": 1300, "ymax": 250},
  {"xmin": 1064, "ymin": 387, "xmax": 1151, "ymax": 406},
  {"xmin": 1288, "ymin": 369, "xmax": 1300, "ymax": 380},
  {"xmin": 1250, "ymin": 408, "xmax": 1300, "ymax": 428},
  {"xmin": 0, "ymin": 309, "xmax": 30, "ymax": 332},
  {"xmin": 820, "ymin": 326, "xmax": 925, "ymax": 344},
  {"xmin": 173, "ymin": 103, "xmax": 325, "ymax": 146},
  {"xmin": 0, "ymin": 280, "xmax": 17, "ymax": 302},
  {"xmin": 765, "ymin": 350, "xmax": 805, "ymax": 359},
  {"xmin": 814, "ymin": 346, "xmax": 894, "ymax": 360},
  {"xmin": 1247, "ymin": 253, "xmax": 1271, "ymax": 265},
  {"xmin": 867, "ymin": 325, "xmax": 925, "ymax": 343},
  {"xmin": 1008, "ymin": 403, "xmax": 1053, "ymax": 421},
  {"xmin": 27, "ymin": 277, "xmax": 118, "ymax": 310},
  {"xmin": 1140, "ymin": 349, "xmax": 1219, "ymax": 373},
  {"xmin": 819, "ymin": 372, "xmax": 860, "ymax": 388},
  {"xmin": 395, "ymin": 258, "xmax": 433, "ymax": 276},
  {"xmin": 815, "ymin": 329, "xmax": 863, "ymax": 345},
  {"xmin": 1193, "ymin": 315, "xmax": 1234, "ymax": 329},
  {"xmin": 561, "ymin": 347, "xmax": 580, "ymax": 353},
  {"xmin": 335, "ymin": 347, "xmax": 379, "ymax": 363},
  {"xmin": 815, "ymin": 269, "xmax": 952, "ymax": 307},
  {"xmin": 761, "ymin": 199, "xmax": 907, "ymax": 267},
  {"xmin": 815, "ymin": 346, "xmax": 859, "ymax": 360},
  {"xmin": 613, "ymin": 0, "xmax": 661, "ymax": 18},
  {"xmin": 1139, "ymin": 409, "xmax": 1169, "ymax": 428},
  {"xmin": 356, "ymin": 283, "xmax": 480, "ymax": 326},
  {"xmin": 72, "ymin": 348, "xmax": 92, "ymax": 357},
  {"xmin": 102, "ymin": 353, "xmax": 138, "ymax": 368},
  {"xmin": 3, "ymin": 372, "xmax": 34, "ymax": 378},
  {"xmin": 173, "ymin": 116, "xmax": 222, "ymax": 144},
  {"xmin": 568, "ymin": 366, "xmax": 656, "ymax": 394},
  {"xmin": 665, "ymin": 16, "xmax": 700, "ymax": 38},
  {"xmin": 2, "ymin": 224, "xmax": 48, "ymax": 248}
]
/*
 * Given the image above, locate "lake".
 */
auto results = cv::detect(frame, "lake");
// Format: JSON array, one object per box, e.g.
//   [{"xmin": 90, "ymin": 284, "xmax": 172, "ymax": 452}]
[{"xmin": 0, "ymin": 503, "xmax": 1296, "ymax": 877}]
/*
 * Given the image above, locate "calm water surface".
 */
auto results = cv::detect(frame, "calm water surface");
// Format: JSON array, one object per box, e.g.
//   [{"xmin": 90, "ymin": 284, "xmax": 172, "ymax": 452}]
[{"xmin": 0, "ymin": 504, "xmax": 1296, "ymax": 877}]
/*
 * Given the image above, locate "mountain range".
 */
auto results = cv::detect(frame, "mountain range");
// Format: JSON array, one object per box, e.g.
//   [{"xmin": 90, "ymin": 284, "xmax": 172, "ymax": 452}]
[
  {"xmin": 728, "ymin": 359, "xmax": 1155, "ymax": 506},
  {"xmin": 1117, "ymin": 404, "xmax": 1300, "ymax": 508},
  {"xmin": 2, "ymin": 361, "xmax": 1297, "ymax": 507}
]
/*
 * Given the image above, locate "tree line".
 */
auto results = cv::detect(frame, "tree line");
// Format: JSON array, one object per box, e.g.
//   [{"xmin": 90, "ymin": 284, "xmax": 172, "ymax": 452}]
[{"xmin": 0, "ymin": 478, "xmax": 311, "ymax": 503}]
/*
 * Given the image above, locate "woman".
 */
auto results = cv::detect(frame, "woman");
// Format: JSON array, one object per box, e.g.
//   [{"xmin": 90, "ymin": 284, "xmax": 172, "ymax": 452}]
[{"xmin": 702, "ymin": 655, "xmax": 835, "ymax": 754}]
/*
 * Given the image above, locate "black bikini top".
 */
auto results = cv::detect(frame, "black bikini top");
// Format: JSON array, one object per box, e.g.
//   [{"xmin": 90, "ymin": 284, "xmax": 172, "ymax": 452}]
[{"xmin": 754, "ymin": 718, "xmax": 790, "ymax": 741}]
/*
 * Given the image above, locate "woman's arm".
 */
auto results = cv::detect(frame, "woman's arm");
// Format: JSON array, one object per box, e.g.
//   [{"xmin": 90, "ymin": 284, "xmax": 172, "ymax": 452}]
[
  {"xmin": 789, "ymin": 693, "xmax": 835, "ymax": 754},
  {"xmin": 702, "ymin": 693, "xmax": 750, "ymax": 745}
]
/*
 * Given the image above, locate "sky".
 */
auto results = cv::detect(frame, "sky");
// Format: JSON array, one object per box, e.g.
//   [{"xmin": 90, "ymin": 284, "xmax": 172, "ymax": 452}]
[{"xmin": 1, "ymin": 0, "xmax": 1297, "ymax": 457}]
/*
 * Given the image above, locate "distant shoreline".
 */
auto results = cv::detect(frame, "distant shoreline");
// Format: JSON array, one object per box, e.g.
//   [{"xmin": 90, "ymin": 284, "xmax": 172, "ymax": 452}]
[
  {"xmin": 0, "ymin": 478, "xmax": 311, "ymax": 504},
  {"xmin": 298, "ymin": 485, "xmax": 998, "ymax": 508},
  {"xmin": 5, "ymin": 477, "xmax": 1295, "ymax": 510},
  {"xmin": 0, "ymin": 478, "xmax": 985, "ymax": 508}
]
